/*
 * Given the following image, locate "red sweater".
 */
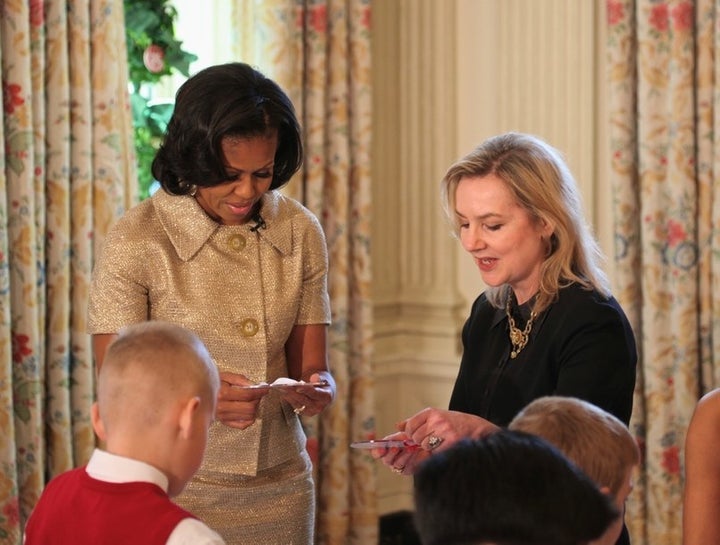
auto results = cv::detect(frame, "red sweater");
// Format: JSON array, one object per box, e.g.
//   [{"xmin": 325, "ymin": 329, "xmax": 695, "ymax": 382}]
[{"xmin": 24, "ymin": 467, "xmax": 195, "ymax": 545}]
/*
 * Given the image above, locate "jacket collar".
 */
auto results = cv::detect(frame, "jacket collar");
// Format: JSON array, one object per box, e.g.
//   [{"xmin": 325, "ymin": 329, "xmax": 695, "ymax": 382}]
[{"xmin": 153, "ymin": 189, "xmax": 293, "ymax": 261}]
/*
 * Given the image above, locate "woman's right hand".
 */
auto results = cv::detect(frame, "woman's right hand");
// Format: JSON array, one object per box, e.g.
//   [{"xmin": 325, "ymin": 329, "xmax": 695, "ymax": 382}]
[
  {"xmin": 216, "ymin": 371, "xmax": 269, "ymax": 429},
  {"xmin": 369, "ymin": 431, "xmax": 432, "ymax": 476}
]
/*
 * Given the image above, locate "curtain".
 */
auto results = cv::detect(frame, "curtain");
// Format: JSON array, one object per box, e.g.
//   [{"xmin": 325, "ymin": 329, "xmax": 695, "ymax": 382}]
[
  {"xmin": 0, "ymin": 1, "xmax": 135, "ymax": 542},
  {"xmin": 232, "ymin": 1, "xmax": 377, "ymax": 544},
  {"xmin": 607, "ymin": 1, "xmax": 719, "ymax": 543}
]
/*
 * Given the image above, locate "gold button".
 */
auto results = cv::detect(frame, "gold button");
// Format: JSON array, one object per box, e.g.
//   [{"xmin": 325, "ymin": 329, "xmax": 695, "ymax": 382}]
[
  {"xmin": 240, "ymin": 318, "xmax": 259, "ymax": 337},
  {"xmin": 227, "ymin": 234, "xmax": 246, "ymax": 252}
]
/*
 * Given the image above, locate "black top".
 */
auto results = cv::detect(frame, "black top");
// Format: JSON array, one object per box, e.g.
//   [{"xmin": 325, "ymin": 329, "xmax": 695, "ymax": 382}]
[{"xmin": 449, "ymin": 282, "xmax": 637, "ymax": 426}]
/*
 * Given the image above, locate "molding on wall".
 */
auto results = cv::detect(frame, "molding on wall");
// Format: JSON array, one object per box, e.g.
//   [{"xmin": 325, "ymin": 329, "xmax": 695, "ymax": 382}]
[
  {"xmin": 371, "ymin": 0, "xmax": 604, "ymax": 516},
  {"xmin": 454, "ymin": 0, "xmax": 605, "ymax": 305},
  {"xmin": 371, "ymin": 0, "xmax": 462, "ymax": 515}
]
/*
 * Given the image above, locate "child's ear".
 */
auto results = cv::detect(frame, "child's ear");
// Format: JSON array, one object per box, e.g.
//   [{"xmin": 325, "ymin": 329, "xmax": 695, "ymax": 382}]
[
  {"xmin": 91, "ymin": 402, "xmax": 106, "ymax": 441},
  {"xmin": 178, "ymin": 397, "xmax": 201, "ymax": 440}
]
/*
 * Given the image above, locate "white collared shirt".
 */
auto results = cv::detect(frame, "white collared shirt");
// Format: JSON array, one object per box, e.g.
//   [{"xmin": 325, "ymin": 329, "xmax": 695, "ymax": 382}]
[{"xmin": 85, "ymin": 449, "xmax": 226, "ymax": 545}]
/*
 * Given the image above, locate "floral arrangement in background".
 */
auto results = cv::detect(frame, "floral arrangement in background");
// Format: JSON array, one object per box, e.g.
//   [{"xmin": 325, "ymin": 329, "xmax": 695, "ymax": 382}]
[{"xmin": 124, "ymin": 0, "xmax": 197, "ymax": 199}]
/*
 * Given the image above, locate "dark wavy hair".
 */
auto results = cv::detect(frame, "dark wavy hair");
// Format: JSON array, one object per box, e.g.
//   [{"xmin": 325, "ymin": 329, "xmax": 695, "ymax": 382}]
[
  {"xmin": 152, "ymin": 62, "xmax": 303, "ymax": 195},
  {"xmin": 413, "ymin": 431, "xmax": 619, "ymax": 545}
]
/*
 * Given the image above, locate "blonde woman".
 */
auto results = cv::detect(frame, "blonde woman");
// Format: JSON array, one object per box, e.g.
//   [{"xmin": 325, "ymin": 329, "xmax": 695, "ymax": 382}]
[{"xmin": 373, "ymin": 133, "xmax": 636, "ymax": 496}]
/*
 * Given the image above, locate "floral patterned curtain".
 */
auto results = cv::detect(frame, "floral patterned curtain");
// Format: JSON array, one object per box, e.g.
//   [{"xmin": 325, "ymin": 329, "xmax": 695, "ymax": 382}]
[
  {"xmin": 231, "ymin": 1, "xmax": 376, "ymax": 544},
  {"xmin": 607, "ymin": 1, "xmax": 718, "ymax": 543},
  {"xmin": 0, "ymin": 1, "xmax": 135, "ymax": 542}
]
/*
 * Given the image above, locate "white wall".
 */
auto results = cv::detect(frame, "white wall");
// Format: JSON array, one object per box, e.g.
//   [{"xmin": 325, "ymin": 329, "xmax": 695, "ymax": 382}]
[
  {"xmin": 371, "ymin": 0, "xmax": 611, "ymax": 514},
  {"xmin": 454, "ymin": 0, "xmax": 612, "ymax": 305}
]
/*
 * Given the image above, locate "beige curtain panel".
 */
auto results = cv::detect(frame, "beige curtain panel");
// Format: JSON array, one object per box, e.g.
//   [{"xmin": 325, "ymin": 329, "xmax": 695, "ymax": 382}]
[
  {"xmin": 607, "ymin": 1, "xmax": 720, "ymax": 543},
  {"xmin": 231, "ymin": 1, "xmax": 377, "ymax": 544},
  {"xmin": 0, "ymin": 0, "xmax": 135, "ymax": 542},
  {"xmin": 1, "ymin": 1, "xmax": 374, "ymax": 543}
]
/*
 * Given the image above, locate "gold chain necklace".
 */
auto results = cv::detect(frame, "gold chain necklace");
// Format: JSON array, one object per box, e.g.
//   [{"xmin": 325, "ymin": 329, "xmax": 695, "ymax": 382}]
[{"xmin": 506, "ymin": 295, "xmax": 537, "ymax": 359}]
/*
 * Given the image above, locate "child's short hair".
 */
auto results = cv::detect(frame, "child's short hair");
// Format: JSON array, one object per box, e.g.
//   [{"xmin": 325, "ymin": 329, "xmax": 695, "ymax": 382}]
[
  {"xmin": 98, "ymin": 321, "xmax": 219, "ymax": 431},
  {"xmin": 509, "ymin": 396, "xmax": 640, "ymax": 496}
]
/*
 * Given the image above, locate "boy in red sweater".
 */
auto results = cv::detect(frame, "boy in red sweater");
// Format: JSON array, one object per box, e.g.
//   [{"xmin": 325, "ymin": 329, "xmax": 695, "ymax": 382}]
[{"xmin": 24, "ymin": 321, "xmax": 225, "ymax": 544}]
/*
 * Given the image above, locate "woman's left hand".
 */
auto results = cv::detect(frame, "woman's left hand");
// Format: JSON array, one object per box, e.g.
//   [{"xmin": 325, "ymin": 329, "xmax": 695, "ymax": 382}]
[
  {"xmin": 368, "ymin": 408, "xmax": 500, "ymax": 475},
  {"xmin": 280, "ymin": 371, "xmax": 335, "ymax": 417},
  {"xmin": 399, "ymin": 407, "xmax": 500, "ymax": 451}
]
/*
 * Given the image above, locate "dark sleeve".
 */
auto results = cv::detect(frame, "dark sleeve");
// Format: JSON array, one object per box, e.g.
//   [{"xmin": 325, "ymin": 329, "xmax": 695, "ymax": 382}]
[
  {"xmin": 448, "ymin": 293, "xmax": 501, "ymax": 416},
  {"xmin": 449, "ymin": 309, "xmax": 475, "ymax": 413},
  {"xmin": 551, "ymin": 293, "xmax": 637, "ymax": 425}
]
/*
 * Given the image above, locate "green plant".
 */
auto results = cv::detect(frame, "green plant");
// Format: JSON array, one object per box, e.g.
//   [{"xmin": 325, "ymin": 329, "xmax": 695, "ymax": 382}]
[{"xmin": 124, "ymin": 0, "xmax": 197, "ymax": 199}]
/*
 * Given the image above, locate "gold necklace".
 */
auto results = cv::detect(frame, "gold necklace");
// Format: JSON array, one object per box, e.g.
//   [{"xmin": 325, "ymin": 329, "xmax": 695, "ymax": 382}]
[{"xmin": 506, "ymin": 295, "xmax": 537, "ymax": 359}]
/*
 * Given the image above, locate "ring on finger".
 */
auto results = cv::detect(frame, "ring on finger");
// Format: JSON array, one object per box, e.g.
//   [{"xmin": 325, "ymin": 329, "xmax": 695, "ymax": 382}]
[
  {"xmin": 294, "ymin": 405, "xmax": 306, "ymax": 415},
  {"xmin": 427, "ymin": 435, "xmax": 444, "ymax": 450}
]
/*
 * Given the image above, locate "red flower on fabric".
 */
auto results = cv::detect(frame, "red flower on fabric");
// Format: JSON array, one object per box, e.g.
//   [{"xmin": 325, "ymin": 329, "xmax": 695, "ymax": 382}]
[
  {"xmin": 661, "ymin": 445, "xmax": 680, "ymax": 475},
  {"xmin": 361, "ymin": 6, "xmax": 371, "ymax": 29},
  {"xmin": 12, "ymin": 333, "xmax": 33, "ymax": 363},
  {"xmin": 649, "ymin": 3, "xmax": 669, "ymax": 32},
  {"xmin": 667, "ymin": 219, "xmax": 687, "ymax": 247},
  {"xmin": 310, "ymin": 4, "xmax": 327, "ymax": 33},
  {"xmin": 607, "ymin": 1, "xmax": 624, "ymax": 26},
  {"xmin": 2, "ymin": 499, "xmax": 19, "ymax": 527},
  {"xmin": 3, "ymin": 82, "xmax": 25, "ymax": 115},
  {"xmin": 29, "ymin": 0, "xmax": 44, "ymax": 26},
  {"xmin": 670, "ymin": 2, "xmax": 693, "ymax": 31}
]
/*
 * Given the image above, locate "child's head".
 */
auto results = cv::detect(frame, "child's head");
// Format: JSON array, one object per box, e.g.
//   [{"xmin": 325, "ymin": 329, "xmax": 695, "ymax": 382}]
[
  {"xmin": 412, "ymin": 430, "xmax": 619, "ymax": 545},
  {"xmin": 91, "ymin": 321, "xmax": 220, "ymax": 496},
  {"xmin": 509, "ymin": 396, "xmax": 640, "ymax": 544}
]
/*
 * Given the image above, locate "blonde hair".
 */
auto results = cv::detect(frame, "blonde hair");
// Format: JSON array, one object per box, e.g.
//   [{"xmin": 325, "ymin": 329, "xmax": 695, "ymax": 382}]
[
  {"xmin": 509, "ymin": 396, "xmax": 640, "ymax": 497},
  {"xmin": 440, "ymin": 132, "xmax": 610, "ymax": 313},
  {"xmin": 97, "ymin": 321, "xmax": 219, "ymax": 433}
]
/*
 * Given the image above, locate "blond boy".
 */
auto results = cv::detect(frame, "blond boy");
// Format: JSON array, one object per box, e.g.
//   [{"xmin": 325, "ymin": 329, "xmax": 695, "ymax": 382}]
[
  {"xmin": 509, "ymin": 396, "xmax": 640, "ymax": 545},
  {"xmin": 24, "ymin": 321, "xmax": 224, "ymax": 544}
]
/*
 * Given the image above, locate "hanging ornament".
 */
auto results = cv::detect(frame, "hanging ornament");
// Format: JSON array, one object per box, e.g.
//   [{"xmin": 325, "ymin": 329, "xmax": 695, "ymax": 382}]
[{"xmin": 143, "ymin": 44, "xmax": 165, "ymax": 73}]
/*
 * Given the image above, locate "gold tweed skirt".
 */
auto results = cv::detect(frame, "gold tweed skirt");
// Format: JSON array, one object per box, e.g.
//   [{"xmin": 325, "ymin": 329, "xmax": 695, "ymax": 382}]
[{"xmin": 176, "ymin": 451, "xmax": 315, "ymax": 545}]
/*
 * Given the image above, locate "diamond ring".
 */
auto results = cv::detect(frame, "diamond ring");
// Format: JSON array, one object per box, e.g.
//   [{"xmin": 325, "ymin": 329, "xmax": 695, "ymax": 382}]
[
  {"xmin": 427, "ymin": 435, "xmax": 444, "ymax": 450},
  {"xmin": 294, "ymin": 405, "xmax": 306, "ymax": 415}
]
